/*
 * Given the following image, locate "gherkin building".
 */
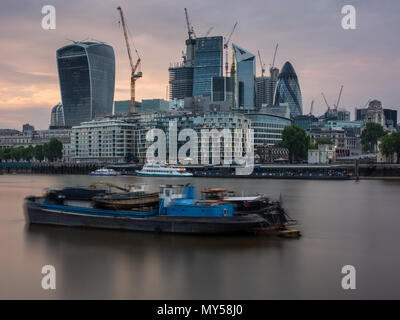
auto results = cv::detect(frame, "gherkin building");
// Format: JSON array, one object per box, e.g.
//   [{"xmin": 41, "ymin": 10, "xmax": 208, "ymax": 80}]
[{"xmin": 273, "ymin": 61, "xmax": 302, "ymax": 118}]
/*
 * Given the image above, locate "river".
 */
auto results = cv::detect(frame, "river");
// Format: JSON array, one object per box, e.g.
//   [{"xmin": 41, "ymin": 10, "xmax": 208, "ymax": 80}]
[{"xmin": 0, "ymin": 174, "xmax": 399, "ymax": 299}]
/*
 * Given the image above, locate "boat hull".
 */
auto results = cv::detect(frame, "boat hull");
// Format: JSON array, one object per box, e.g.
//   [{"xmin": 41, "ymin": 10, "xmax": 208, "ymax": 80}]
[
  {"xmin": 24, "ymin": 198, "xmax": 265, "ymax": 234},
  {"xmin": 136, "ymin": 172, "xmax": 193, "ymax": 177}
]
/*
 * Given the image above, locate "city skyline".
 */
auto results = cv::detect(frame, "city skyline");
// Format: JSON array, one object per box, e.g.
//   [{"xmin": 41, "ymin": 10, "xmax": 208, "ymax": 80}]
[{"xmin": 1, "ymin": 0, "xmax": 400, "ymax": 129}]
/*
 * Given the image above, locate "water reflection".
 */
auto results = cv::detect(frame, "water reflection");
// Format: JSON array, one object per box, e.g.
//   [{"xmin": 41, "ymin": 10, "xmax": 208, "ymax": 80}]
[
  {"xmin": 24, "ymin": 223, "xmax": 287, "ymax": 299},
  {"xmin": 0, "ymin": 175, "xmax": 399, "ymax": 299}
]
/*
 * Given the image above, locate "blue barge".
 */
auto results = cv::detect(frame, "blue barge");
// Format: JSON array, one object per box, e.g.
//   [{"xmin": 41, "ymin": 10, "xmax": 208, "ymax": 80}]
[{"xmin": 24, "ymin": 185, "xmax": 267, "ymax": 234}]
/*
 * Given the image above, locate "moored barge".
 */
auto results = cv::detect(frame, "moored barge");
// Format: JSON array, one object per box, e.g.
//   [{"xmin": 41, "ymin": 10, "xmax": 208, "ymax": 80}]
[{"xmin": 24, "ymin": 185, "xmax": 279, "ymax": 234}]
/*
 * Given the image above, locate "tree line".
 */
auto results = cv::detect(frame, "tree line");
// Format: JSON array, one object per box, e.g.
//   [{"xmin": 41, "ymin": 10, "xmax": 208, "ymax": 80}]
[{"xmin": 0, "ymin": 138, "xmax": 63, "ymax": 162}]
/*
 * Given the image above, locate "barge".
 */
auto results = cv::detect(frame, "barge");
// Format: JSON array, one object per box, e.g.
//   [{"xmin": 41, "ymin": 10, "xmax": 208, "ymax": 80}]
[{"xmin": 24, "ymin": 185, "xmax": 284, "ymax": 234}]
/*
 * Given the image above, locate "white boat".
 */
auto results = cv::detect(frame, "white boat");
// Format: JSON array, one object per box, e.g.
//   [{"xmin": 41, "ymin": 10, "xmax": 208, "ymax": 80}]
[
  {"xmin": 136, "ymin": 163, "xmax": 193, "ymax": 177},
  {"xmin": 89, "ymin": 168, "xmax": 120, "ymax": 176}
]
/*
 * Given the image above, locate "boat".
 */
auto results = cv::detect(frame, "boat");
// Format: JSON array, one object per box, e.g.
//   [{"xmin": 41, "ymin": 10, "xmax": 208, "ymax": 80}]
[
  {"xmin": 89, "ymin": 168, "xmax": 119, "ymax": 176},
  {"xmin": 201, "ymin": 187, "xmax": 296, "ymax": 227},
  {"xmin": 24, "ymin": 185, "xmax": 269, "ymax": 234},
  {"xmin": 136, "ymin": 163, "xmax": 193, "ymax": 177}
]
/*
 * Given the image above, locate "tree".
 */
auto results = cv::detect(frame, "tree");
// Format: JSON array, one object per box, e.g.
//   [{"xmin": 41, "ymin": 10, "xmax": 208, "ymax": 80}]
[
  {"xmin": 380, "ymin": 131, "xmax": 400, "ymax": 163},
  {"xmin": 34, "ymin": 145, "xmax": 45, "ymax": 162},
  {"xmin": 279, "ymin": 125, "xmax": 311, "ymax": 163},
  {"xmin": 361, "ymin": 123, "xmax": 385, "ymax": 153},
  {"xmin": 44, "ymin": 138, "xmax": 63, "ymax": 162},
  {"xmin": 316, "ymin": 138, "xmax": 333, "ymax": 145}
]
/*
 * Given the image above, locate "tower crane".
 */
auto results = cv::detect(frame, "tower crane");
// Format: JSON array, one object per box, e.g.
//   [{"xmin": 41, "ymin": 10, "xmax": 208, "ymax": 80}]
[
  {"xmin": 203, "ymin": 27, "xmax": 214, "ymax": 37},
  {"xmin": 257, "ymin": 50, "xmax": 266, "ymax": 78},
  {"xmin": 271, "ymin": 43, "xmax": 279, "ymax": 69},
  {"xmin": 117, "ymin": 6, "xmax": 142, "ymax": 113},
  {"xmin": 333, "ymin": 85, "xmax": 344, "ymax": 111},
  {"xmin": 309, "ymin": 100, "xmax": 314, "ymax": 115},
  {"xmin": 321, "ymin": 92, "xmax": 331, "ymax": 112},
  {"xmin": 224, "ymin": 22, "xmax": 238, "ymax": 76},
  {"xmin": 184, "ymin": 8, "xmax": 196, "ymax": 40}
]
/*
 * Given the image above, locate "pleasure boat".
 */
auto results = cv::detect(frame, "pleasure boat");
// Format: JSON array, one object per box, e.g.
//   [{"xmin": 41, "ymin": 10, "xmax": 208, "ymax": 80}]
[
  {"xmin": 89, "ymin": 168, "xmax": 119, "ymax": 176},
  {"xmin": 136, "ymin": 163, "xmax": 193, "ymax": 177}
]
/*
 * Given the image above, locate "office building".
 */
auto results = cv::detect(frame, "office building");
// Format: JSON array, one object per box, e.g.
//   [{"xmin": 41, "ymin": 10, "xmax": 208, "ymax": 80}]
[
  {"xmin": 50, "ymin": 103, "xmax": 65, "ymax": 129},
  {"xmin": 274, "ymin": 61, "xmax": 303, "ymax": 118},
  {"xmin": 244, "ymin": 113, "xmax": 292, "ymax": 147},
  {"xmin": 294, "ymin": 114, "xmax": 319, "ymax": 131},
  {"xmin": 232, "ymin": 44, "xmax": 256, "ymax": 110},
  {"xmin": 22, "ymin": 123, "xmax": 35, "ymax": 135},
  {"xmin": 255, "ymin": 67, "xmax": 279, "ymax": 110},
  {"xmin": 114, "ymin": 100, "xmax": 142, "ymax": 115},
  {"xmin": 356, "ymin": 106, "xmax": 397, "ymax": 129},
  {"xmin": 193, "ymin": 36, "xmax": 223, "ymax": 97},
  {"xmin": 57, "ymin": 41, "xmax": 115, "ymax": 127},
  {"xmin": 168, "ymin": 63, "xmax": 194, "ymax": 100}
]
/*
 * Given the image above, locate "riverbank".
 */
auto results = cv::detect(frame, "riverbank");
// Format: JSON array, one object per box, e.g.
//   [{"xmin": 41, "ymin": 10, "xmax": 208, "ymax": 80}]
[{"xmin": 1, "ymin": 162, "xmax": 400, "ymax": 179}]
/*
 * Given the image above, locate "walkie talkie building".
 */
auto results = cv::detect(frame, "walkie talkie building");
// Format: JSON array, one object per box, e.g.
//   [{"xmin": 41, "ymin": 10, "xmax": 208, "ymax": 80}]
[{"xmin": 57, "ymin": 41, "xmax": 115, "ymax": 127}]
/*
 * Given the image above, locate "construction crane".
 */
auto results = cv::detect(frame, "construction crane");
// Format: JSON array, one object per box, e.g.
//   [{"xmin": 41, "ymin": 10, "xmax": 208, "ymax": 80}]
[
  {"xmin": 309, "ymin": 100, "xmax": 314, "ymax": 115},
  {"xmin": 117, "ymin": 6, "xmax": 142, "ymax": 113},
  {"xmin": 333, "ymin": 85, "xmax": 344, "ymax": 111},
  {"xmin": 321, "ymin": 92, "xmax": 331, "ymax": 111},
  {"xmin": 203, "ymin": 27, "xmax": 214, "ymax": 37},
  {"xmin": 257, "ymin": 50, "xmax": 266, "ymax": 78},
  {"xmin": 271, "ymin": 43, "xmax": 279, "ymax": 69},
  {"xmin": 184, "ymin": 8, "xmax": 196, "ymax": 40},
  {"xmin": 224, "ymin": 22, "xmax": 238, "ymax": 76}
]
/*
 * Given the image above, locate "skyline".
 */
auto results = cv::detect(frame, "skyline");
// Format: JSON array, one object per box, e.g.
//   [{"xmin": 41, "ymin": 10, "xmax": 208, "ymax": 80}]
[{"xmin": 1, "ymin": 0, "xmax": 400, "ymax": 130}]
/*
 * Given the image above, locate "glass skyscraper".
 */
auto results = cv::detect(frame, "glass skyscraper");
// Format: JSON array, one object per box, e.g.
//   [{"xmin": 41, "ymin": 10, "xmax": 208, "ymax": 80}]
[
  {"xmin": 274, "ymin": 61, "xmax": 302, "ymax": 118},
  {"xmin": 192, "ymin": 36, "xmax": 223, "ymax": 97},
  {"xmin": 57, "ymin": 41, "xmax": 115, "ymax": 127},
  {"xmin": 232, "ymin": 44, "xmax": 256, "ymax": 111}
]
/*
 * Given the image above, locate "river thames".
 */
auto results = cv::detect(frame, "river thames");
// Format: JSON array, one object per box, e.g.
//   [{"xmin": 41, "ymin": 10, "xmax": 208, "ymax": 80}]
[{"xmin": 1, "ymin": 174, "xmax": 400, "ymax": 299}]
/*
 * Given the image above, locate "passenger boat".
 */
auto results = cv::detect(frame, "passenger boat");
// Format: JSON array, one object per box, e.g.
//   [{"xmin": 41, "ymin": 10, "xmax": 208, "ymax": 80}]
[
  {"xmin": 89, "ymin": 168, "xmax": 119, "ymax": 176},
  {"xmin": 136, "ymin": 163, "xmax": 193, "ymax": 177},
  {"xmin": 24, "ymin": 185, "xmax": 270, "ymax": 234}
]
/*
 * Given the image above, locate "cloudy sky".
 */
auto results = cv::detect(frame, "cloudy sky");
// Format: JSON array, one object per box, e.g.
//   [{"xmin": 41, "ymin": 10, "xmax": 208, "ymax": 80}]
[{"xmin": 0, "ymin": 0, "xmax": 399, "ymax": 129}]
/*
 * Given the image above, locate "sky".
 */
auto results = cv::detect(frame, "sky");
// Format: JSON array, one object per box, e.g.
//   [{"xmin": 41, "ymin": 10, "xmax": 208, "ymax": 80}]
[{"xmin": 0, "ymin": 0, "xmax": 399, "ymax": 130}]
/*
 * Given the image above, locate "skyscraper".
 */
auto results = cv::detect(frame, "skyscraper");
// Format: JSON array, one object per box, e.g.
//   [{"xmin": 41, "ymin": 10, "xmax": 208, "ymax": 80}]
[
  {"xmin": 274, "ymin": 61, "xmax": 302, "ymax": 118},
  {"xmin": 57, "ymin": 41, "xmax": 115, "ymax": 127},
  {"xmin": 168, "ymin": 63, "xmax": 194, "ymax": 100},
  {"xmin": 193, "ymin": 36, "xmax": 223, "ymax": 97},
  {"xmin": 232, "ymin": 44, "xmax": 256, "ymax": 110},
  {"xmin": 50, "ymin": 103, "xmax": 65, "ymax": 128}
]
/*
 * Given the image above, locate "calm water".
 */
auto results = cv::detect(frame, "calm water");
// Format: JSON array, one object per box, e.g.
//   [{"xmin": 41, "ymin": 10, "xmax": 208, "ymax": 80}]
[{"xmin": 1, "ymin": 174, "xmax": 400, "ymax": 299}]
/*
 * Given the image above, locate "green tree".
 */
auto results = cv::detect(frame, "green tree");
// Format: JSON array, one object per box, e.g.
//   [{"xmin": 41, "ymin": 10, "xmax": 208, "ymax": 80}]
[
  {"xmin": 34, "ymin": 145, "xmax": 45, "ymax": 162},
  {"xmin": 316, "ymin": 138, "xmax": 333, "ymax": 145},
  {"xmin": 44, "ymin": 138, "xmax": 63, "ymax": 162},
  {"xmin": 10, "ymin": 146, "xmax": 25, "ymax": 161},
  {"xmin": 380, "ymin": 131, "xmax": 400, "ymax": 163},
  {"xmin": 279, "ymin": 125, "xmax": 311, "ymax": 163},
  {"xmin": 361, "ymin": 123, "xmax": 385, "ymax": 152},
  {"xmin": 3, "ymin": 147, "xmax": 12, "ymax": 161},
  {"xmin": 24, "ymin": 145, "xmax": 35, "ymax": 161}
]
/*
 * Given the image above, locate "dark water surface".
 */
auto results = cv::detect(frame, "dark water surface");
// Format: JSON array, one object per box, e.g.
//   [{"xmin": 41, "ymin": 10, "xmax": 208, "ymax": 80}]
[{"xmin": 1, "ymin": 174, "xmax": 400, "ymax": 299}]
